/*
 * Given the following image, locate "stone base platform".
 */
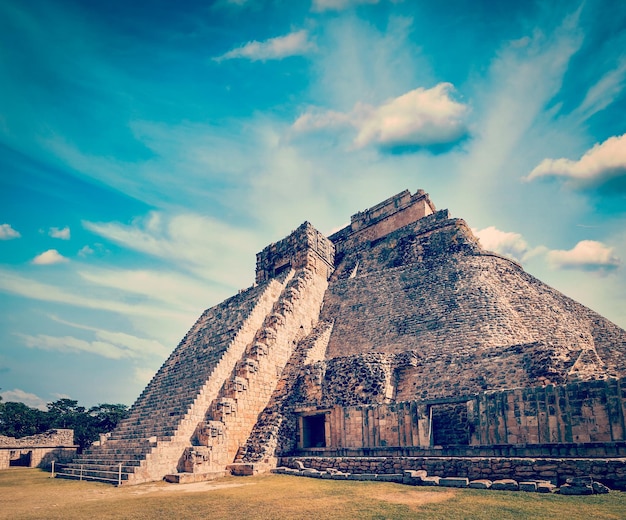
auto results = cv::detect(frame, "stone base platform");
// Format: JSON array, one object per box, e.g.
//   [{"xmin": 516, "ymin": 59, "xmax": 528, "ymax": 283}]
[
  {"xmin": 227, "ymin": 463, "xmax": 271, "ymax": 476},
  {"xmin": 164, "ymin": 471, "xmax": 226, "ymax": 484}
]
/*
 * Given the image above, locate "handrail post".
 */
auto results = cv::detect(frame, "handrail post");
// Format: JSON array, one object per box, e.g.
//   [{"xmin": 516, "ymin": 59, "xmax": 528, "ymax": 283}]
[
  {"xmin": 80, "ymin": 464, "xmax": 83, "ymax": 481},
  {"xmin": 51, "ymin": 460, "xmax": 55, "ymax": 478},
  {"xmin": 118, "ymin": 463, "xmax": 122, "ymax": 486}
]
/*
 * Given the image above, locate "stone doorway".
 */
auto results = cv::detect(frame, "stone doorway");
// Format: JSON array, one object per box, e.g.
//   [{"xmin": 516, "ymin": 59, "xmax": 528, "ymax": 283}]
[
  {"xmin": 9, "ymin": 450, "xmax": 32, "ymax": 467},
  {"xmin": 430, "ymin": 403, "xmax": 470, "ymax": 446},
  {"xmin": 302, "ymin": 414, "xmax": 326, "ymax": 448}
]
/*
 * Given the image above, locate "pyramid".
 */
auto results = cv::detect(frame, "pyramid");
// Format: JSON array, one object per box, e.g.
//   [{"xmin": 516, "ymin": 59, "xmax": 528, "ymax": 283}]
[{"xmin": 58, "ymin": 189, "xmax": 626, "ymax": 485}]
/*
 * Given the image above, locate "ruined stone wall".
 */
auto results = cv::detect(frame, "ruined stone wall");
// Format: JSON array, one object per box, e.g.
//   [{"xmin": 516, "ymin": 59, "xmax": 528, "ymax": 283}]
[
  {"xmin": 0, "ymin": 429, "xmax": 74, "ymax": 448},
  {"xmin": 279, "ymin": 455, "xmax": 626, "ymax": 490},
  {"xmin": 0, "ymin": 429, "xmax": 77, "ymax": 470},
  {"xmin": 256, "ymin": 222, "xmax": 335, "ymax": 283},
  {"xmin": 330, "ymin": 190, "xmax": 435, "ymax": 250},
  {"xmin": 320, "ymin": 208, "xmax": 626, "ymax": 398}
]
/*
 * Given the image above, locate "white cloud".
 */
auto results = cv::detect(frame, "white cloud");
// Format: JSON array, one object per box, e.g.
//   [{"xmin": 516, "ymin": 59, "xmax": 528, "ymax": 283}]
[
  {"xmin": 0, "ymin": 223, "xmax": 21, "ymax": 240},
  {"xmin": 83, "ymin": 211, "xmax": 260, "ymax": 287},
  {"xmin": 312, "ymin": 0, "xmax": 379, "ymax": 11},
  {"xmin": 215, "ymin": 30, "xmax": 314, "ymax": 62},
  {"xmin": 292, "ymin": 83, "xmax": 468, "ymax": 150},
  {"xmin": 31, "ymin": 249, "xmax": 69, "ymax": 265},
  {"xmin": 50, "ymin": 316, "xmax": 170, "ymax": 358},
  {"xmin": 49, "ymin": 226, "xmax": 71, "ymax": 240},
  {"xmin": 18, "ymin": 333, "xmax": 131, "ymax": 360},
  {"xmin": 574, "ymin": 60, "xmax": 626, "ymax": 120},
  {"xmin": 526, "ymin": 134, "xmax": 626, "ymax": 192},
  {"xmin": 0, "ymin": 268, "xmax": 190, "ymax": 321},
  {"xmin": 474, "ymin": 226, "xmax": 530, "ymax": 262},
  {"xmin": 547, "ymin": 240, "xmax": 621, "ymax": 272},
  {"xmin": 0, "ymin": 388, "xmax": 48, "ymax": 411},
  {"xmin": 17, "ymin": 328, "xmax": 167, "ymax": 360},
  {"xmin": 77, "ymin": 268, "xmax": 213, "ymax": 314},
  {"xmin": 78, "ymin": 245, "xmax": 94, "ymax": 257},
  {"xmin": 134, "ymin": 367, "xmax": 156, "ymax": 386}
]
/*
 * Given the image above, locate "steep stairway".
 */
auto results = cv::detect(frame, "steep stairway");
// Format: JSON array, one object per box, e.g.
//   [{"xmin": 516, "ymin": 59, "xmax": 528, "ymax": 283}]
[
  {"xmin": 56, "ymin": 273, "xmax": 291, "ymax": 484},
  {"xmin": 178, "ymin": 267, "xmax": 329, "ymax": 477}
]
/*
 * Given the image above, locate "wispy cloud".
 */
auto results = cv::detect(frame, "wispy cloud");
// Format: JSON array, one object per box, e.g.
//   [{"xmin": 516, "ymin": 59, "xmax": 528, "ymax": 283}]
[
  {"xmin": 0, "ymin": 223, "xmax": 21, "ymax": 240},
  {"xmin": 214, "ymin": 30, "xmax": 314, "ymax": 62},
  {"xmin": 574, "ymin": 59, "xmax": 626, "ymax": 120},
  {"xmin": 49, "ymin": 226, "xmax": 71, "ymax": 240},
  {"xmin": 0, "ymin": 268, "xmax": 190, "ymax": 320},
  {"xmin": 17, "ymin": 332, "xmax": 163, "ymax": 360},
  {"xmin": 547, "ymin": 240, "xmax": 621, "ymax": 272},
  {"xmin": 77, "ymin": 267, "xmax": 217, "ymax": 313},
  {"xmin": 293, "ymin": 83, "xmax": 469, "ymax": 152},
  {"xmin": 31, "ymin": 249, "xmax": 69, "ymax": 265},
  {"xmin": 78, "ymin": 245, "xmax": 94, "ymax": 257},
  {"xmin": 312, "ymin": 0, "xmax": 379, "ymax": 12},
  {"xmin": 83, "ymin": 212, "xmax": 261, "ymax": 287},
  {"xmin": 455, "ymin": 9, "xmax": 584, "ymax": 184},
  {"xmin": 0, "ymin": 388, "xmax": 48, "ymax": 410},
  {"xmin": 46, "ymin": 316, "xmax": 170, "ymax": 358},
  {"xmin": 526, "ymin": 133, "xmax": 626, "ymax": 194}
]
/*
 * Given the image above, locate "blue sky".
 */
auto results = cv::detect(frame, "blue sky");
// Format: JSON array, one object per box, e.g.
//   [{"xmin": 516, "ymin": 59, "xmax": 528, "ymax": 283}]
[{"xmin": 1, "ymin": 0, "xmax": 625, "ymax": 409}]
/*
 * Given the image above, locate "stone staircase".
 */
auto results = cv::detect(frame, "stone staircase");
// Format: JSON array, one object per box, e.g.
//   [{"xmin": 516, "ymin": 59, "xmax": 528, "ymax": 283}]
[
  {"xmin": 238, "ymin": 319, "xmax": 335, "ymax": 466},
  {"xmin": 56, "ymin": 272, "xmax": 292, "ymax": 485},
  {"xmin": 180, "ymin": 267, "xmax": 329, "ymax": 477}
]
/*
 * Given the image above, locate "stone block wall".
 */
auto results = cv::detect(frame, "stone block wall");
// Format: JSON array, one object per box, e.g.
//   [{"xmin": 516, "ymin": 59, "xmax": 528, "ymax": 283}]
[
  {"xmin": 0, "ymin": 430, "xmax": 77, "ymax": 470},
  {"xmin": 0, "ymin": 429, "xmax": 74, "ymax": 448},
  {"xmin": 330, "ymin": 189, "xmax": 435, "ymax": 250},
  {"xmin": 279, "ymin": 455, "xmax": 626, "ymax": 490},
  {"xmin": 293, "ymin": 377, "xmax": 626, "ymax": 453},
  {"xmin": 320, "ymin": 215, "xmax": 624, "ymax": 398},
  {"xmin": 256, "ymin": 222, "xmax": 335, "ymax": 283}
]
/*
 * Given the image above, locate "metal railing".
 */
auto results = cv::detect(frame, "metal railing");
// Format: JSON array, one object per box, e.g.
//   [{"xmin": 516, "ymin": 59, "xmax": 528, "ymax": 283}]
[{"xmin": 51, "ymin": 461, "xmax": 125, "ymax": 486}]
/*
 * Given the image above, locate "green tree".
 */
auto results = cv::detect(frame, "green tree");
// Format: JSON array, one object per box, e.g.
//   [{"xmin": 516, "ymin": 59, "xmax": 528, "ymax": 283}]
[
  {"xmin": 0, "ymin": 401, "xmax": 48, "ymax": 438},
  {"xmin": 0, "ymin": 397, "xmax": 129, "ymax": 451},
  {"xmin": 46, "ymin": 398, "xmax": 86, "ymax": 428},
  {"xmin": 89, "ymin": 403, "xmax": 129, "ymax": 432}
]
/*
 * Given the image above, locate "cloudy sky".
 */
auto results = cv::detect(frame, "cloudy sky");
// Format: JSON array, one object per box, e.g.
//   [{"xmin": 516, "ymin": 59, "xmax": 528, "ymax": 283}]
[{"xmin": 1, "ymin": 0, "xmax": 625, "ymax": 409}]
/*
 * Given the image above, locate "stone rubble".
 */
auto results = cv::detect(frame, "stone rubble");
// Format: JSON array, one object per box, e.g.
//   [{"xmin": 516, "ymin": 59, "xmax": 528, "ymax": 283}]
[{"xmin": 271, "ymin": 464, "xmax": 612, "ymax": 496}]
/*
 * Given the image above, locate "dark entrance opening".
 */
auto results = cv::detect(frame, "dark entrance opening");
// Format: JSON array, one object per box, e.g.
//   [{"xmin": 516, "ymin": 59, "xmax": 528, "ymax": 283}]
[
  {"xmin": 9, "ymin": 450, "xmax": 32, "ymax": 467},
  {"xmin": 274, "ymin": 262, "xmax": 291, "ymax": 277},
  {"xmin": 302, "ymin": 414, "xmax": 326, "ymax": 448},
  {"xmin": 431, "ymin": 403, "xmax": 470, "ymax": 446}
]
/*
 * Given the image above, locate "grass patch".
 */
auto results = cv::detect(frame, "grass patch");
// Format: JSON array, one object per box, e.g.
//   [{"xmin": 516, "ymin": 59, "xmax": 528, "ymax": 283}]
[{"xmin": 1, "ymin": 468, "xmax": 625, "ymax": 520}]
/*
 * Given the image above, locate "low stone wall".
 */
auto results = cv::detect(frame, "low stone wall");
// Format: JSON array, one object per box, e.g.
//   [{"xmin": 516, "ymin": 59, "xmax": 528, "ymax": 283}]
[
  {"xmin": 295, "ymin": 441, "xmax": 626, "ymax": 459},
  {"xmin": 0, "ymin": 429, "xmax": 74, "ymax": 448},
  {"xmin": 0, "ymin": 430, "xmax": 77, "ymax": 470},
  {"xmin": 279, "ymin": 455, "xmax": 626, "ymax": 491}
]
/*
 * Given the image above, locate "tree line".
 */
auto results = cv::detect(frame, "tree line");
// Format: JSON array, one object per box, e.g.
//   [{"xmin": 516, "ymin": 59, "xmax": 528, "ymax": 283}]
[{"xmin": 0, "ymin": 395, "xmax": 129, "ymax": 452}]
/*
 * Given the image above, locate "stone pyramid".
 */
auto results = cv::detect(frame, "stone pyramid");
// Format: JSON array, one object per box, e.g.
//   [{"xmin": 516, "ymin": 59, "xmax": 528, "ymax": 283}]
[{"xmin": 59, "ymin": 189, "xmax": 626, "ymax": 485}]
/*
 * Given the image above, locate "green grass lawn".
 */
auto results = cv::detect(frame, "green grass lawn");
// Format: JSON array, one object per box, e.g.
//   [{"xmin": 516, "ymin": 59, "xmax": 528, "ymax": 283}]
[{"xmin": 1, "ymin": 468, "xmax": 625, "ymax": 520}]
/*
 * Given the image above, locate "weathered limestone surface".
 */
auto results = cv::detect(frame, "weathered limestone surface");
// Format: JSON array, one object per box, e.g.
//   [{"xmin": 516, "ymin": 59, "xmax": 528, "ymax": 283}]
[{"xmin": 321, "ymin": 209, "xmax": 625, "ymax": 398}]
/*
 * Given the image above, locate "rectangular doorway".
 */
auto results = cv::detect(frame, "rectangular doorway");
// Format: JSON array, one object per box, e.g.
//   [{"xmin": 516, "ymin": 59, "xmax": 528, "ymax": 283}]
[{"xmin": 302, "ymin": 414, "xmax": 326, "ymax": 448}]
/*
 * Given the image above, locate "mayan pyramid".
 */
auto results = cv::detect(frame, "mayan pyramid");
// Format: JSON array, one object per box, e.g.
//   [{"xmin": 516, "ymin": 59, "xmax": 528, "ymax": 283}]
[{"xmin": 59, "ymin": 189, "xmax": 626, "ymax": 485}]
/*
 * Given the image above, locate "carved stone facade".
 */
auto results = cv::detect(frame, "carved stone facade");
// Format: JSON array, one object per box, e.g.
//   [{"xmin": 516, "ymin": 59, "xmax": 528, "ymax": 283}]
[{"xmin": 60, "ymin": 189, "xmax": 626, "ymax": 487}]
